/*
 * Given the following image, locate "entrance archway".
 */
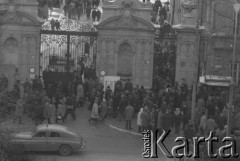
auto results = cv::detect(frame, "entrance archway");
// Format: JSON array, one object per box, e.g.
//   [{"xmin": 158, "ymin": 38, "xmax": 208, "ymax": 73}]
[{"xmin": 117, "ymin": 42, "xmax": 133, "ymax": 78}]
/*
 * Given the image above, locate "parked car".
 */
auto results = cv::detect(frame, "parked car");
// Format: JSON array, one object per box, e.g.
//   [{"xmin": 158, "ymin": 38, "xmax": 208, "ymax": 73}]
[{"xmin": 11, "ymin": 124, "xmax": 86, "ymax": 156}]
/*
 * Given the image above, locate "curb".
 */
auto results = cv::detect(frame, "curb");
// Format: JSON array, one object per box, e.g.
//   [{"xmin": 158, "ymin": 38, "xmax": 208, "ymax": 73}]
[
  {"xmin": 0, "ymin": 120, "xmax": 13, "ymax": 125},
  {"xmin": 108, "ymin": 124, "xmax": 142, "ymax": 136}
]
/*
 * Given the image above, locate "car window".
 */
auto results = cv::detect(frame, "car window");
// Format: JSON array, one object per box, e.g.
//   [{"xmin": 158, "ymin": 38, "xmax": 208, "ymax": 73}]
[
  {"xmin": 50, "ymin": 132, "xmax": 61, "ymax": 138},
  {"xmin": 34, "ymin": 132, "xmax": 46, "ymax": 138}
]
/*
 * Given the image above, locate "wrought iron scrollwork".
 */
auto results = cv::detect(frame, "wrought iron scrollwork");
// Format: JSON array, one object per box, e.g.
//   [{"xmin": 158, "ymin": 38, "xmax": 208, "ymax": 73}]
[{"xmin": 41, "ymin": 18, "xmax": 97, "ymax": 32}]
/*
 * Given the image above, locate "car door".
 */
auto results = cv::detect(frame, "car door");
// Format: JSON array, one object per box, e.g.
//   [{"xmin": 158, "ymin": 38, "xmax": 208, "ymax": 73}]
[
  {"xmin": 46, "ymin": 131, "xmax": 62, "ymax": 151},
  {"xmin": 30, "ymin": 131, "xmax": 48, "ymax": 151}
]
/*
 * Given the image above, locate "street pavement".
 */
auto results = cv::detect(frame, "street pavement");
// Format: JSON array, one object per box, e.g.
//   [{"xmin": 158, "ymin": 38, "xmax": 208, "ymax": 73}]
[{"xmin": 1, "ymin": 106, "xmax": 177, "ymax": 161}]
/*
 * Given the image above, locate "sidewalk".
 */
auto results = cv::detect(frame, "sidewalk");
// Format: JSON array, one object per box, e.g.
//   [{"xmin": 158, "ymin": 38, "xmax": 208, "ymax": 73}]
[{"xmin": 106, "ymin": 115, "xmax": 183, "ymax": 136}]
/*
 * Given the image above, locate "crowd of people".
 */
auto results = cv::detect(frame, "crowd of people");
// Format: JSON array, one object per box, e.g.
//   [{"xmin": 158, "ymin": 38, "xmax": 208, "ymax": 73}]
[
  {"xmin": 151, "ymin": 0, "xmax": 170, "ymax": 25},
  {"xmin": 38, "ymin": 0, "xmax": 102, "ymax": 22},
  {"xmin": 63, "ymin": 0, "xmax": 101, "ymax": 21},
  {"xmin": 2, "ymin": 67, "xmax": 240, "ymax": 160},
  {"xmin": 38, "ymin": 0, "xmax": 171, "ymax": 24}
]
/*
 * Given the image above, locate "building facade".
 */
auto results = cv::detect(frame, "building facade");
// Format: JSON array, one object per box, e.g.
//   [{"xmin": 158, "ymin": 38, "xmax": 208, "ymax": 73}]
[
  {"xmin": 97, "ymin": 0, "xmax": 155, "ymax": 89},
  {"xmin": 0, "ymin": 0, "xmax": 42, "ymax": 89}
]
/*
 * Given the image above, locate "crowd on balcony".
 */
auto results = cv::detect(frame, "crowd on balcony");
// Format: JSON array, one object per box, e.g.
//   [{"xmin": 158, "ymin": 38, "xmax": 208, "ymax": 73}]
[
  {"xmin": 38, "ymin": 0, "xmax": 102, "ymax": 22},
  {"xmin": 151, "ymin": 0, "xmax": 170, "ymax": 25}
]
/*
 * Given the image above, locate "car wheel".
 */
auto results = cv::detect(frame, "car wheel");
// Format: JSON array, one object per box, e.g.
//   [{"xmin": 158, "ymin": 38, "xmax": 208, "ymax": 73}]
[{"xmin": 59, "ymin": 145, "xmax": 72, "ymax": 156}]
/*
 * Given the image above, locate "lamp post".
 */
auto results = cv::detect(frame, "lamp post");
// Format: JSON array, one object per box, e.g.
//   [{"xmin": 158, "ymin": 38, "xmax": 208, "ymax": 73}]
[{"xmin": 227, "ymin": 3, "xmax": 240, "ymax": 136}]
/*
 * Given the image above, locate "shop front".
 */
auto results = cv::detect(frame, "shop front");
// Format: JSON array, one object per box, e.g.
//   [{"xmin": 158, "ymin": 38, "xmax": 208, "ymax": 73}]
[{"xmin": 199, "ymin": 75, "xmax": 231, "ymax": 100}]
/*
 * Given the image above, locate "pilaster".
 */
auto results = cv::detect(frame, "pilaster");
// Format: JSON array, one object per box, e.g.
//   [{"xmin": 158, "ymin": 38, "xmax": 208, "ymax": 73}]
[{"xmin": 175, "ymin": 28, "xmax": 200, "ymax": 86}]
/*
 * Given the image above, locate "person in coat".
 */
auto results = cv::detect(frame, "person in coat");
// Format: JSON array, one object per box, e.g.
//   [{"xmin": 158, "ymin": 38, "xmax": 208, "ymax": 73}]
[
  {"xmin": 56, "ymin": 98, "xmax": 66, "ymax": 123},
  {"xmin": 100, "ymin": 99, "xmax": 108, "ymax": 121},
  {"xmin": 199, "ymin": 111, "xmax": 207, "ymax": 136},
  {"xmin": 15, "ymin": 99, "xmax": 24, "ymax": 124},
  {"xmin": 49, "ymin": 99, "xmax": 56, "ymax": 124},
  {"xmin": 89, "ymin": 99, "xmax": 99, "ymax": 124},
  {"xmin": 124, "ymin": 102, "xmax": 134, "ymax": 130},
  {"xmin": 76, "ymin": 82, "xmax": 84, "ymax": 107},
  {"xmin": 150, "ymin": 108, "xmax": 157, "ymax": 131},
  {"xmin": 206, "ymin": 115, "xmax": 217, "ymax": 136},
  {"xmin": 96, "ymin": 8, "xmax": 101, "ymax": 22},
  {"xmin": 184, "ymin": 120, "xmax": 196, "ymax": 140},
  {"xmin": 161, "ymin": 109, "xmax": 171, "ymax": 131},
  {"xmin": 44, "ymin": 99, "xmax": 52, "ymax": 124},
  {"xmin": 137, "ymin": 108, "xmax": 143, "ymax": 132},
  {"xmin": 141, "ymin": 106, "xmax": 150, "ymax": 131},
  {"xmin": 174, "ymin": 108, "xmax": 182, "ymax": 134}
]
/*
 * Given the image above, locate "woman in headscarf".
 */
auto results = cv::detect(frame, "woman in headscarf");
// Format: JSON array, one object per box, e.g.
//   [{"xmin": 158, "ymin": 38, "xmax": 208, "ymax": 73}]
[{"xmin": 137, "ymin": 108, "xmax": 143, "ymax": 132}]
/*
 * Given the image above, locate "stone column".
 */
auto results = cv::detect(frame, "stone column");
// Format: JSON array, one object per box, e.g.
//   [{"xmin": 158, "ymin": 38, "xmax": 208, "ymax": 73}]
[
  {"xmin": 108, "ymin": 39, "xmax": 115, "ymax": 75},
  {"xmin": 149, "ymin": 40, "xmax": 154, "ymax": 89},
  {"xmin": 96, "ymin": 38, "xmax": 105, "ymax": 77},
  {"xmin": 101, "ymin": 39, "xmax": 107, "ymax": 75},
  {"xmin": 144, "ymin": 40, "xmax": 153, "ymax": 88},
  {"xmin": 21, "ymin": 36, "xmax": 28, "ymax": 81},
  {"xmin": 140, "ymin": 39, "xmax": 145, "ymax": 86},
  {"xmin": 30, "ymin": 36, "xmax": 36, "ymax": 66},
  {"xmin": 105, "ymin": 38, "xmax": 110, "ymax": 75},
  {"xmin": 35, "ymin": 35, "xmax": 40, "ymax": 76},
  {"xmin": 135, "ymin": 39, "xmax": 142, "ymax": 85},
  {"xmin": 131, "ymin": 45, "xmax": 135, "ymax": 83},
  {"xmin": 175, "ymin": 29, "xmax": 198, "ymax": 86}
]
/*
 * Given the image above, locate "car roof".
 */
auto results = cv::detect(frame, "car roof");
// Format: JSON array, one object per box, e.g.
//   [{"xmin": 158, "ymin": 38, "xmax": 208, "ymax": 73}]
[
  {"xmin": 35, "ymin": 124, "xmax": 79, "ymax": 138},
  {"xmin": 37, "ymin": 124, "xmax": 69, "ymax": 132}
]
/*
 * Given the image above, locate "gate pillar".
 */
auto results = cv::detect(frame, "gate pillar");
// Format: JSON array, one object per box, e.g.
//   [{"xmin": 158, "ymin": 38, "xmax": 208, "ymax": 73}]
[
  {"xmin": 96, "ymin": 0, "xmax": 155, "ymax": 89},
  {"xmin": 175, "ymin": 28, "xmax": 200, "ymax": 86},
  {"xmin": 174, "ymin": 0, "xmax": 203, "ymax": 87}
]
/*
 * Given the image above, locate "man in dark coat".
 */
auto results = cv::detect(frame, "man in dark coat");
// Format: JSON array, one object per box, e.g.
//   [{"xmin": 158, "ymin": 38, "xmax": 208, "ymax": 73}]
[
  {"xmin": 124, "ymin": 79, "xmax": 133, "ymax": 92},
  {"xmin": 184, "ymin": 120, "xmax": 196, "ymax": 140},
  {"xmin": 92, "ymin": 8, "xmax": 97, "ymax": 22},
  {"xmin": 86, "ymin": 6, "xmax": 91, "ymax": 20},
  {"xmin": 50, "ymin": 18, "xmax": 55, "ymax": 31},
  {"xmin": 55, "ymin": 20, "xmax": 60, "ymax": 30},
  {"xmin": 124, "ymin": 102, "xmax": 134, "ymax": 130},
  {"xmin": 64, "ymin": 95, "xmax": 76, "ymax": 120},
  {"xmin": 141, "ymin": 106, "xmax": 150, "ymax": 131},
  {"xmin": 96, "ymin": 8, "xmax": 101, "ymax": 21}
]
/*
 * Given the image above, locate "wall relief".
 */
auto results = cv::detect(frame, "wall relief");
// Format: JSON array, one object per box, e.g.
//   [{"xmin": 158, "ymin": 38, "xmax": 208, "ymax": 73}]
[{"xmin": 180, "ymin": 0, "xmax": 197, "ymax": 25}]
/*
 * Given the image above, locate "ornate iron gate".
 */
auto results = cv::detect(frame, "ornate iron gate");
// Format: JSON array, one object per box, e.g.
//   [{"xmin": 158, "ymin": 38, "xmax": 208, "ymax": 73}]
[
  {"xmin": 40, "ymin": 19, "xmax": 97, "ymax": 82},
  {"xmin": 153, "ymin": 25, "xmax": 177, "ymax": 92}
]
